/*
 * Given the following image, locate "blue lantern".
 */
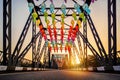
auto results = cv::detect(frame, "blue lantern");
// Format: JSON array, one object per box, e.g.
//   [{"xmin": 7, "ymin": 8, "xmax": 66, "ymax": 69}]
[
  {"xmin": 83, "ymin": 4, "xmax": 91, "ymax": 14},
  {"xmin": 74, "ymin": 3, "xmax": 81, "ymax": 14},
  {"xmin": 40, "ymin": 3, "xmax": 46, "ymax": 13},
  {"xmin": 50, "ymin": 4, "xmax": 54, "ymax": 13},
  {"xmin": 28, "ymin": 3, "xmax": 34, "ymax": 13},
  {"xmin": 61, "ymin": 4, "xmax": 66, "ymax": 15}
]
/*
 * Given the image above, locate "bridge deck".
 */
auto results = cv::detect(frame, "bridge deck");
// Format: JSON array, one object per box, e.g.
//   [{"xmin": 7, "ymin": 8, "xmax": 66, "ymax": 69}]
[{"xmin": 0, "ymin": 70, "xmax": 120, "ymax": 80}]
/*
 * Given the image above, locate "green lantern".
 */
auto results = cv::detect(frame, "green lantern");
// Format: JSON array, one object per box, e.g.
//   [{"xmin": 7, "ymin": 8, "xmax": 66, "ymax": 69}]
[
  {"xmin": 51, "ymin": 13, "xmax": 56, "ymax": 24},
  {"xmin": 72, "ymin": 12, "xmax": 77, "ymax": 21},
  {"xmin": 44, "ymin": 11, "xmax": 48, "ymax": 22},
  {"xmin": 32, "ymin": 11, "xmax": 38, "ymax": 23}
]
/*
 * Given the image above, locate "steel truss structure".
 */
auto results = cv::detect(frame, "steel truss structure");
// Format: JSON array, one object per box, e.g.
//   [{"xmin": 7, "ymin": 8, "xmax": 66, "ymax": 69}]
[
  {"xmin": 2, "ymin": 0, "xmax": 118, "ymax": 68},
  {"xmin": 108, "ymin": 0, "xmax": 117, "ymax": 65}
]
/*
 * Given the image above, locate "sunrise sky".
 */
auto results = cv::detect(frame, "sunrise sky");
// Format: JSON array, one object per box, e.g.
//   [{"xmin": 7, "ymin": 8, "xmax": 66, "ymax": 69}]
[{"xmin": 0, "ymin": 0, "xmax": 119, "ymax": 61}]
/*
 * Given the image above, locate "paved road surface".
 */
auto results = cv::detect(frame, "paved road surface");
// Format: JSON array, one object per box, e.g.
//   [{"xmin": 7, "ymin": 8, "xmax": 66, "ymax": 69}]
[{"xmin": 0, "ymin": 70, "xmax": 120, "ymax": 80}]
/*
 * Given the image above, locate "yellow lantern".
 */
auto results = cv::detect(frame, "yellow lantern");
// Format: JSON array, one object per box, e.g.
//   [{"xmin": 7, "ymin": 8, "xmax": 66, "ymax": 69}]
[
  {"xmin": 71, "ymin": 19, "xmax": 74, "ymax": 27},
  {"xmin": 77, "ymin": 20, "xmax": 82, "ymax": 28},
  {"xmin": 36, "ymin": 19, "xmax": 41, "ymax": 26}
]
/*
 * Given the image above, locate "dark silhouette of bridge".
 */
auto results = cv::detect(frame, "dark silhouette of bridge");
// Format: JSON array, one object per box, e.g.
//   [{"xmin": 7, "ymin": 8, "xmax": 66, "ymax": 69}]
[{"xmin": 0, "ymin": 0, "xmax": 120, "ymax": 75}]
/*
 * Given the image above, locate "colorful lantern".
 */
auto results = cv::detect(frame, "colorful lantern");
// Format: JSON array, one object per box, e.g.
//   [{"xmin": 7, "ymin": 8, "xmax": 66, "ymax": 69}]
[
  {"xmin": 53, "ymin": 23, "xmax": 57, "ymax": 42},
  {"xmin": 68, "ymin": 45, "xmax": 71, "ymax": 53},
  {"xmin": 28, "ymin": 3, "xmax": 34, "ymax": 13},
  {"xmin": 83, "ymin": 4, "xmax": 91, "ymax": 14},
  {"xmin": 51, "ymin": 13, "xmax": 56, "ymax": 24},
  {"xmin": 41, "ymin": 3, "xmax": 46, "ymax": 13},
  {"xmin": 50, "ymin": 4, "xmax": 54, "ymax": 13},
  {"xmin": 32, "ymin": 10, "xmax": 38, "ymax": 23},
  {"xmin": 71, "ymin": 20, "xmax": 74, "ymax": 27},
  {"xmin": 72, "ymin": 12, "xmax": 77, "ymax": 21},
  {"xmin": 36, "ymin": 19, "xmax": 41, "ymax": 26},
  {"xmin": 77, "ymin": 20, "xmax": 82, "ymax": 28},
  {"xmin": 44, "ymin": 11, "xmax": 48, "ymax": 22},
  {"xmin": 43, "ymin": 34, "xmax": 47, "ymax": 41},
  {"xmin": 79, "ymin": 13, "xmax": 86, "ymax": 22},
  {"xmin": 60, "ymin": 44, "xmax": 62, "ymax": 52},
  {"xmin": 75, "ymin": 25, "xmax": 79, "ymax": 32},
  {"xmin": 61, "ymin": 4, "xmax": 66, "ymax": 15},
  {"xmin": 74, "ymin": 3, "xmax": 81, "ymax": 14},
  {"xmin": 39, "ymin": 25, "xmax": 43, "ymax": 31},
  {"xmin": 61, "ymin": 14, "xmax": 65, "ymax": 24}
]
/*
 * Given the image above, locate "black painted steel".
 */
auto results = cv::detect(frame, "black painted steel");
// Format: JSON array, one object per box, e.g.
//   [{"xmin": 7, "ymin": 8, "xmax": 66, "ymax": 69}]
[
  {"xmin": 78, "ymin": 31, "xmax": 102, "ymax": 65},
  {"xmin": 3, "ymin": 0, "xmax": 12, "ymax": 66},
  {"xmin": 83, "ymin": 21, "xmax": 88, "ymax": 67},
  {"xmin": 108, "ymin": 0, "xmax": 117, "ymax": 65},
  {"xmin": 32, "ymin": 22, "xmax": 37, "ymax": 67},
  {"xmin": 85, "ymin": 14, "xmax": 108, "ymax": 65},
  {"xmin": 12, "ymin": 14, "xmax": 32, "ymax": 65}
]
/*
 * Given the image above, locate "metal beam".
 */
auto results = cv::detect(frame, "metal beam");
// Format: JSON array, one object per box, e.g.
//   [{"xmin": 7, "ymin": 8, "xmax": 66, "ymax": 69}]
[
  {"xmin": 78, "ymin": 31, "xmax": 103, "ymax": 65},
  {"xmin": 12, "ymin": 14, "xmax": 32, "ymax": 65},
  {"xmin": 85, "ymin": 14, "xmax": 108, "ymax": 64},
  {"xmin": 32, "ymin": 22, "xmax": 37, "ymax": 67},
  {"xmin": 17, "ymin": 32, "xmax": 41, "ymax": 64},
  {"xmin": 35, "ymin": 35, "xmax": 42, "ymax": 67},
  {"xmin": 3, "ymin": 0, "xmax": 12, "ymax": 66},
  {"xmin": 73, "ymin": 42, "xmax": 81, "ymax": 62},
  {"xmin": 108, "ymin": 0, "xmax": 117, "ymax": 65},
  {"xmin": 83, "ymin": 21, "xmax": 87, "ymax": 67},
  {"xmin": 37, "ymin": 43, "xmax": 46, "ymax": 63}
]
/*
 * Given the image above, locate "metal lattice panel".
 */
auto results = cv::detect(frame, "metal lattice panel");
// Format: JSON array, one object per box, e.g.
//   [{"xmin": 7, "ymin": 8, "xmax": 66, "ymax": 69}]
[
  {"xmin": 3, "ymin": 0, "xmax": 12, "ymax": 65},
  {"xmin": 108, "ymin": 0, "xmax": 117, "ymax": 65}
]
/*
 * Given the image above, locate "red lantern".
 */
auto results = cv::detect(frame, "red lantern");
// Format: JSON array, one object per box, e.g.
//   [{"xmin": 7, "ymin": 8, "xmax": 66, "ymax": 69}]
[
  {"xmin": 68, "ymin": 45, "xmax": 71, "ymax": 53},
  {"xmin": 65, "ymin": 46, "xmax": 67, "ymax": 52},
  {"xmin": 49, "ymin": 46, "xmax": 52, "ymax": 52},
  {"xmin": 75, "ymin": 25, "xmax": 79, "ymax": 32},
  {"xmin": 60, "ymin": 45, "xmax": 62, "ymax": 52},
  {"xmin": 39, "ymin": 25, "xmax": 43, "ymax": 31},
  {"xmin": 41, "ymin": 29, "xmax": 45, "ymax": 36}
]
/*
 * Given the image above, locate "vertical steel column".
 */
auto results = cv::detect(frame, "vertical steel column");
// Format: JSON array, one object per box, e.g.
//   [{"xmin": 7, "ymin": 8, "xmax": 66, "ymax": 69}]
[
  {"xmin": 3, "ymin": 0, "xmax": 12, "ymax": 66},
  {"xmin": 83, "ymin": 21, "xmax": 87, "ymax": 67},
  {"xmin": 108, "ymin": 0, "xmax": 117, "ymax": 65},
  {"xmin": 32, "ymin": 22, "xmax": 36, "ymax": 67}
]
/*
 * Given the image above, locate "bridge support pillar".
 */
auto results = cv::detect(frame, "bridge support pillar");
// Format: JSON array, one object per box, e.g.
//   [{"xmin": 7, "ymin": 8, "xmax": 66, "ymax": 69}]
[
  {"xmin": 3, "ymin": 0, "xmax": 12, "ymax": 66},
  {"xmin": 108, "ymin": 0, "xmax": 117, "ymax": 65}
]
